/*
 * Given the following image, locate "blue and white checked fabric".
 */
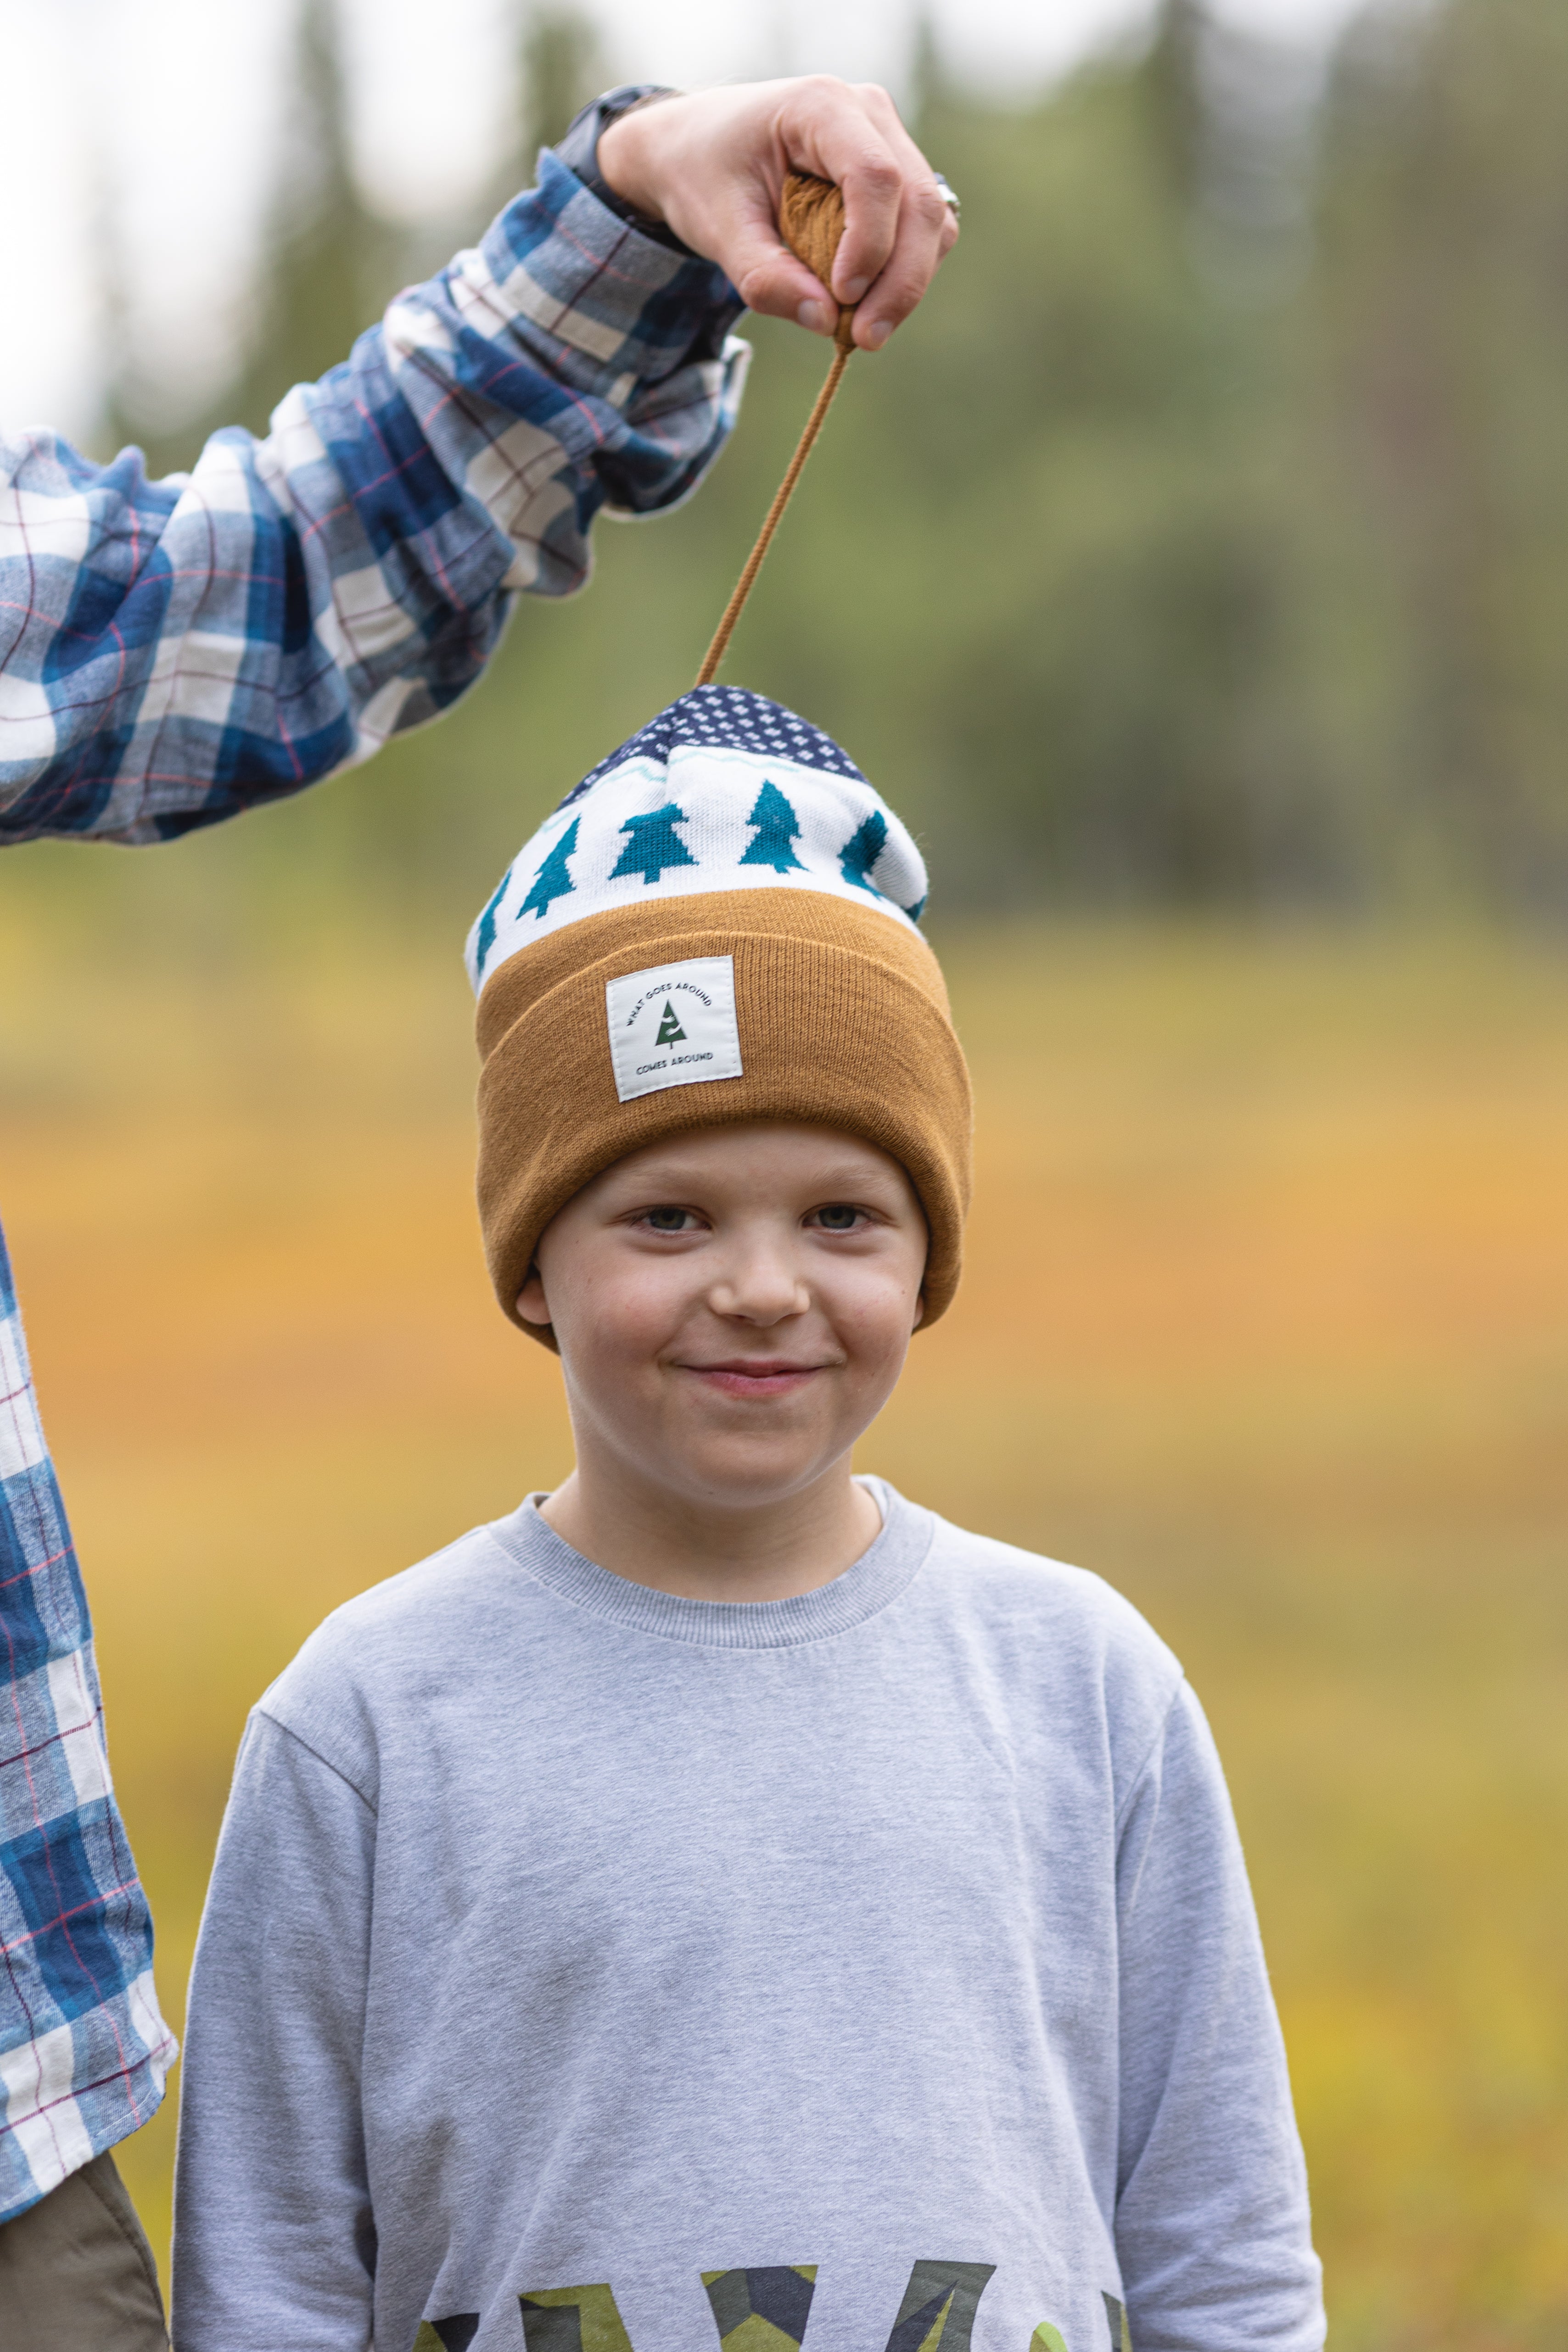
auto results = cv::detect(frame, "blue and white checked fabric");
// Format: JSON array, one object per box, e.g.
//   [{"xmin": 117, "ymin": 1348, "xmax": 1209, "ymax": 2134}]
[
  {"xmin": 0, "ymin": 1230, "xmax": 174, "ymax": 2222},
  {"xmin": 0, "ymin": 142, "xmax": 747, "ymax": 843},
  {"xmin": 0, "ymin": 129, "xmax": 747, "ymax": 2218}
]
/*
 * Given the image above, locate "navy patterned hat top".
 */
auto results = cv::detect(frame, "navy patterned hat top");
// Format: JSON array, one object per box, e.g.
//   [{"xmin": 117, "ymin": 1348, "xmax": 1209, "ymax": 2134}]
[
  {"xmin": 467, "ymin": 685, "xmax": 927, "ymax": 995},
  {"xmin": 560, "ymin": 684, "xmax": 867, "ymax": 810}
]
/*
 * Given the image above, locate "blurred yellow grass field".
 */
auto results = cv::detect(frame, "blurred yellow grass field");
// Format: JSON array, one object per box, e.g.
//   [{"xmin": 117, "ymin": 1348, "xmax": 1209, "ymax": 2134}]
[{"xmin": 2, "ymin": 905, "xmax": 1567, "ymax": 2349}]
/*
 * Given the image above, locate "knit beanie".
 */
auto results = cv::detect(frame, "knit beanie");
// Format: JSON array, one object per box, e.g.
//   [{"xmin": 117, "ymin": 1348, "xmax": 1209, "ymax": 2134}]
[{"xmin": 468, "ymin": 685, "xmax": 971, "ymax": 1347}]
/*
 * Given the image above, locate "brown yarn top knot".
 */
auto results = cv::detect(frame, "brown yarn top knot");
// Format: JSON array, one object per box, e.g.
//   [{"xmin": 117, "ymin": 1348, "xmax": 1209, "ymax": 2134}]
[
  {"xmin": 778, "ymin": 172, "xmax": 857, "ymax": 351},
  {"xmin": 694, "ymin": 171, "xmax": 861, "ymax": 685}
]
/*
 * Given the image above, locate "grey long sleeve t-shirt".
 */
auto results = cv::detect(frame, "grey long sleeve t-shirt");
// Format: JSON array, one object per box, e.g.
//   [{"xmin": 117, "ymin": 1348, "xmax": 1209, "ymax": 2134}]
[{"xmin": 171, "ymin": 1484, "xmax": 1323, "ymax": 2352}]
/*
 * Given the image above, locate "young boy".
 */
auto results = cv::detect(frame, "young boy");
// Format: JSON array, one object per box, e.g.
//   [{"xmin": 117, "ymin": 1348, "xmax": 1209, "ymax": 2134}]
[{"xmin": 171, "ymin": 688, "xmax": 1325, "ymax": 2352}]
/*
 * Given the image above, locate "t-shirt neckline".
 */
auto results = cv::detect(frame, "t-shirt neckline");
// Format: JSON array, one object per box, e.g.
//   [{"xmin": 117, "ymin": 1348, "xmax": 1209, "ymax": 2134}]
[{"xmin": 483, "ymin": 1477, "xmax": 931, "ymax": 1650}]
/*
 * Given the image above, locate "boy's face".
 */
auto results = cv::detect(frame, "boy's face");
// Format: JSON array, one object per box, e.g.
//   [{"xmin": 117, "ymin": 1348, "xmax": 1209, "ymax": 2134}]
[{"xmin": 517, "ymin": 1122, "xmax": 927, "ymax": 1515}]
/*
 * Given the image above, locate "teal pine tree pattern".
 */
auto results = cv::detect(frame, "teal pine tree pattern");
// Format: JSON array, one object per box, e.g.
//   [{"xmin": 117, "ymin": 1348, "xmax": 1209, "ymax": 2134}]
[
  {"xmin": 473, "ymin": 871, "xmax": 509, "ymax": 977},
  {"xmin": 610, "ymin": 803, "xmax": 697, "ymax": 886},
  {"xmin": 838, "ymin": 811, "xmax": 888, "ymax": 895},
  {"xmin": 521, "ymin": 818, "xmax": 581, "ymax": 921},
  {"xmin": 655, "ymin": 1000, "xmax": 687, "ymax": 1045},
  {"xmin": 739, "ymin": 781, "xmax": 805, "ymax": 873}
]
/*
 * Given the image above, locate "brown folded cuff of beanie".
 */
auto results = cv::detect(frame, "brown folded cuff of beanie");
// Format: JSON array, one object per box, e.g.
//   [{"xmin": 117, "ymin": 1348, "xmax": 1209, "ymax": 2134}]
[{"xmin": 476, "ymin": 889, "xmax": 972, "ymax": 1350}]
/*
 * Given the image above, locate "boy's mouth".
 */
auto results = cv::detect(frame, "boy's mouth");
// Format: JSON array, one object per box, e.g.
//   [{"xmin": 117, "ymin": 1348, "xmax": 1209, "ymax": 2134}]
[{"xmin": 678, "ymin": 1359, "xmax": 828, "ymax": 1397}]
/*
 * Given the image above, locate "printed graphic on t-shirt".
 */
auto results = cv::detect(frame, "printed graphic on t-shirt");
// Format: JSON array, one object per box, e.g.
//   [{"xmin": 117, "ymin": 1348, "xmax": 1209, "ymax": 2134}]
[
  {"xmin": 702, "ymin": 2265, "xmax": 818, "ymax": 2352},
  {"xmin": 411, "ymin": 2255, "xmax": 1117, "ymax": 2352},
  {"xmin": 882, "ymin": 2260, "xmax": 995, "ymax": 2352}
]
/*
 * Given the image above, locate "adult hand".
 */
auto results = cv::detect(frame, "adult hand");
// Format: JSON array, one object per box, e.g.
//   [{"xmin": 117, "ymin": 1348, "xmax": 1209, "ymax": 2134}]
[{"xmin": 597, "ymin": 79, "xmax": 958, "ymax": 353}]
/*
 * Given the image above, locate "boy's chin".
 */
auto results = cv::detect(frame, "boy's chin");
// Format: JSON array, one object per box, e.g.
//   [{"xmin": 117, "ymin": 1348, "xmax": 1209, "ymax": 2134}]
[{"xmin": 640, "ymin": 1432, "xmax": 853, "ymax": 1516}]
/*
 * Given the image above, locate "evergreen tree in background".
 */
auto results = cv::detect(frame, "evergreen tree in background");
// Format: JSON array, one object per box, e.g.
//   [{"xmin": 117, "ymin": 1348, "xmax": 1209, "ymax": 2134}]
[
  {"xmin": 471, "ymin": 6, "xmax": 605, "ymax": 236},
  {"xmin": 105, "ymin": 0, "xmax": 605, "ymax": 474},
  {"xmin": 221, "ymin": 0, "xmax": 397, "ymax": 440},
  {"xmin": 1141, "ymin": 0, "xmax": 1209, "ymax": 208},
  {"xmin": 106, "ymin": 0, "xmax": 398, "ymax": 470},
  {"xmin": 515, "ymin": 9, "xmax": 605, "ymax": 186},
  {"xmin": 1310, "ymin": 0, "xmax": 1568, "ymax": 905}
]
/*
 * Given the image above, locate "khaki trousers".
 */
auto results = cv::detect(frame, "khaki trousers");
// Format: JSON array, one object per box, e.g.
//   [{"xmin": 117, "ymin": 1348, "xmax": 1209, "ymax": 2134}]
[{"xmin": 0, "ymin": 2153, "xmax": 167, "ymax": 2350}]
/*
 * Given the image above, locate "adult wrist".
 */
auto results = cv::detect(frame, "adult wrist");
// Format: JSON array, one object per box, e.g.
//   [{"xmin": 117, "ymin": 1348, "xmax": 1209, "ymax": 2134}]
[{"xmin": 553, "ymin": 86, "xmax": 695, "ymax": 258}]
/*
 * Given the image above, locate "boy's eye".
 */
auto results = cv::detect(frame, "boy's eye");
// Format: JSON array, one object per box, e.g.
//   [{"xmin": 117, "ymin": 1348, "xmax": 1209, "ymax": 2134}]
[
  {"xmin": 812, "ymin": 1203, "xmax": 865, "ymax": 1232},
  {"xmin": 642, "ymin": 1205, "xmax": 695, "ymax": 1232}
]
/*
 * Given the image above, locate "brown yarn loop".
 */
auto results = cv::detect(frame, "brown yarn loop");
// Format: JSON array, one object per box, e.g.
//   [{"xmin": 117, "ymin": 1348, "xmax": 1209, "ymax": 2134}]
[
  {"xmin": 777, "ymin": 173, "xmax": 859, "ymax": 355},
  {"xmin": 694, "ymin": 172, "xmax": 858, "ymax": 689}
]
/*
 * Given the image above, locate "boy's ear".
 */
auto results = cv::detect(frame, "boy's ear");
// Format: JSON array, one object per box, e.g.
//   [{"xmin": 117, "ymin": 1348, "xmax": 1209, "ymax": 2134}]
[
  {"xmin": 515, "ymin": 1266, "xmax": 552, "ymax": 1327},
  {"xmin": 911, "ymin": 1291, "xmax": 925, "ymax": 1332}
]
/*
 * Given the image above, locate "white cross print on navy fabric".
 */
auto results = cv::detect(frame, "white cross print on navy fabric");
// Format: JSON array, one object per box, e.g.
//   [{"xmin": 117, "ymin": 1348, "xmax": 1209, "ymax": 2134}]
[{"xmin": 557, "ymin": 686, "xmax": 867, "ymax": 810}]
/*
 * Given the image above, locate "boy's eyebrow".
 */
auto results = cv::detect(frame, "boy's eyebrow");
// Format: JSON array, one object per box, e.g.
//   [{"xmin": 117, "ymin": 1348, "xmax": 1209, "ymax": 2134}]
[{"xmin": 605, "ymin": 1162, "xmax": 910, "ymax": 1198}]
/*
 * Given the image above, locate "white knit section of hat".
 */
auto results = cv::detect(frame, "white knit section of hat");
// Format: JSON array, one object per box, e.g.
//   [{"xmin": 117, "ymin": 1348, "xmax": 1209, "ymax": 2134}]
[{"xmin": 467, "ymin": 743, "xmax": 927, "ymax": 997}]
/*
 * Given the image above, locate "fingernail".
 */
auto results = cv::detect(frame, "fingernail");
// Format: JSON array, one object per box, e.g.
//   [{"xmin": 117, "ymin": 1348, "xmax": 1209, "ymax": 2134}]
[
  {"xmin": 797, "ymin": 300, "xmax": 830, "ymax": 334},
  {"xmin": 862, "ymin": 319, "xmax": 891, "ymax": 351},
  {"xmin": 840, "ymin": 275, "xmax": 869, "ymax": 303}
]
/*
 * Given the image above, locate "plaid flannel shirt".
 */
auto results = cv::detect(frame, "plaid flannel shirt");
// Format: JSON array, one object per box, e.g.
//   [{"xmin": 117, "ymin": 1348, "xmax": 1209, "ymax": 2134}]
[
  {"xmin": 0, "ymin": 1232, "xmax": 173, "ymax": 2220},
  {"xmin": 0, "ymin": 121, "xmax": 746, "ymax": 2218}
]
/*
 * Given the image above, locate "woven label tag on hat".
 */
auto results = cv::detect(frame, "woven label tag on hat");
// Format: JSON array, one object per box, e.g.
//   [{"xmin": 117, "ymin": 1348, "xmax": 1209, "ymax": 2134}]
[{"xmin": 606, "ymin": 956, "xmax": 743, "ymax": 1104}]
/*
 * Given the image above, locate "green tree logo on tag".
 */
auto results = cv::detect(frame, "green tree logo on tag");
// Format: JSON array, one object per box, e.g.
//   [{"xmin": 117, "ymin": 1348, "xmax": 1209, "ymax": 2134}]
[{"xmin": 655, "ymin": 1001, "xmax": 687, "ymax": 1046}]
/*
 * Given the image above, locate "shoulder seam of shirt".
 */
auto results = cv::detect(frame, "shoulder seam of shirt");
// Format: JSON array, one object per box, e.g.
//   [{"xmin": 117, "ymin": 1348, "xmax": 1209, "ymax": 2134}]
[
  {"xmin": 252, "ymin": 1703, "xmax": 379, "ymax": 1818},
  {"xmin": 1111, "ymin": 1669, "xmax": 1189, "ymax": 1836}
]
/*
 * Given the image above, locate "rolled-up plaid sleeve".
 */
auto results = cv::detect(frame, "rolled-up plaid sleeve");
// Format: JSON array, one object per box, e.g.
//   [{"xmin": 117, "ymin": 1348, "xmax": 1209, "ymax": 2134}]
[{"xmin": 0, "ymin": 148, "xmax": 748, "ymax": 846}]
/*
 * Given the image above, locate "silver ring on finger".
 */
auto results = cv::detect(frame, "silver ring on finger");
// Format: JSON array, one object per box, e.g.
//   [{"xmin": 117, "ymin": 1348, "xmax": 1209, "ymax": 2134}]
[{"xmin": 931, "ymin": 173, "xmax": 960, "ymax": 219}]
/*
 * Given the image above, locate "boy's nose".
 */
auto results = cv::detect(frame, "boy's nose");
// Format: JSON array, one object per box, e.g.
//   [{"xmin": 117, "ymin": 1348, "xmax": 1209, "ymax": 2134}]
[{"xmin": 708, "ymin": 1246, "xmax": 810, "ymax": 1325}]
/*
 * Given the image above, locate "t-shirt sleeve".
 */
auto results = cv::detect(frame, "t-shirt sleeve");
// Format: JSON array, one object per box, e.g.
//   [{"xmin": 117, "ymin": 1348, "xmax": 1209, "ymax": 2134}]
[
  {"xmin": 171, "ymin": 1708, "xmax": 377, "ymax": 2352},
  {"xmin": 1113, "ymin": 1680, "xmax": 1325, "ymax": 2352}
]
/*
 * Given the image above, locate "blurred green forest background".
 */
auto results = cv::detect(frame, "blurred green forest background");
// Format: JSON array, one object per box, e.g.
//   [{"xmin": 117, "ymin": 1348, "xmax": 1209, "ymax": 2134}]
[{"xmin": 76, "ymin": 0, "xmax": 1568, "ymax": 934}]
